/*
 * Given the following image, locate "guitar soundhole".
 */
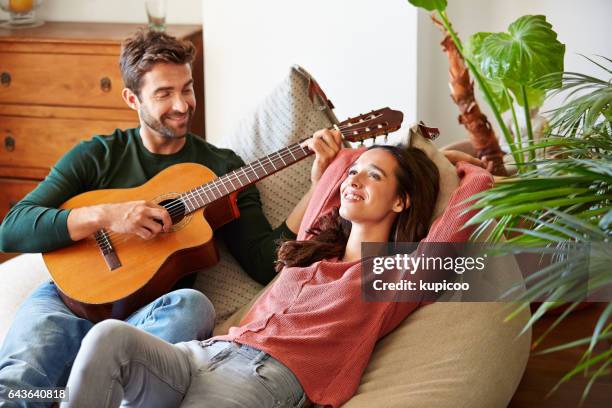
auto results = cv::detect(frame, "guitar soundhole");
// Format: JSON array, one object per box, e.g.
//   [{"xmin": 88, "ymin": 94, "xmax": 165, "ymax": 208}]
[{"xmin": 159, "ymin": 198, "xmax": 186, "ymax": 225}]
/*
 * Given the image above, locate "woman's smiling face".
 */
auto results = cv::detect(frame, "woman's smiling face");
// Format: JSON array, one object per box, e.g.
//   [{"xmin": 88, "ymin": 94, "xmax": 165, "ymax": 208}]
[{"xmin": 339, "ymin": 148, "xmax": 405, "ymax": 225}]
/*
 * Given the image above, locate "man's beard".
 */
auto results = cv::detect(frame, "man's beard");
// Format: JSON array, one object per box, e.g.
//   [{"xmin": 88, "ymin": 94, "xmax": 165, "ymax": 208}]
[{"xmin": 140, "ymin": 106, "xmax": 194, "ymax": 139}]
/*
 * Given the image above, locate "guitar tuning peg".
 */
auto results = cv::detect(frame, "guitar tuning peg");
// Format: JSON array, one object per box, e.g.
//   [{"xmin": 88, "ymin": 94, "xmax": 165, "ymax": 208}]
[{"xmin": 384, "ymin": 133, "xmax": 388, "ymax": 142}]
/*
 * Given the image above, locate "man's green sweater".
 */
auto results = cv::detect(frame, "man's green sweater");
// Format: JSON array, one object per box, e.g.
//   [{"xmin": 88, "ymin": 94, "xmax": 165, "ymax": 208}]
[{"xmin": 0, "ymin": 128, "xmax": 296, "ymax": 285}]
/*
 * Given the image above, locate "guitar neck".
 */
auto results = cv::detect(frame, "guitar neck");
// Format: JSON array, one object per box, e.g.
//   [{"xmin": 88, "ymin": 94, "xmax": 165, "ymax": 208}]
[
  {"xmin": 178, "ymin": 107, "xmax": 404, "ymax": 214},
  {"xmin": 180, "ymin": 142, "xmax": 312, "ymax": 213}
]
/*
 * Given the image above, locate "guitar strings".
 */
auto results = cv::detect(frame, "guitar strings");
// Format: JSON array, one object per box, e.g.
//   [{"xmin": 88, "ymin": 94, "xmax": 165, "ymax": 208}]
[
  {"xmin": 100, "ymin": 142, "xmax": 308, "ymax": 238},
  {"xmin": 96, "ymin": 125, "xmax": 389, "ymax": 247},
  {"xmin": 99, "ymin": 142, "xmax": 311, "ymax": 245},
  {"xmin": 98, "ymin": 125, "xmax": 391, "ymax": 245},
  {"xmin": 155, "ymin": 122, "xmax": 384, "ymax": 218},
  {"xmin": 99, "ymin": 124, "xmax": 391, "ymax": 246},
  {"xmin": 103, "ymin": 121, "xmax": 381, "ymax": 240}
]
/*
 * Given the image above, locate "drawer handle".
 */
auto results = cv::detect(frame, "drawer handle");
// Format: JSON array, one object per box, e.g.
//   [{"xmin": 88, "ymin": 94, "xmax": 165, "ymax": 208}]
[
  {"xmin": 1, "ymin": 72, "xmax": 10, "ymax": 87},
  {"xmin": 4, "ymin": 135, "xmax": 15, "ymax": 152},
  {"xmin": 100, "ymin": 77, "xmax": 112, "ymax": 92}
]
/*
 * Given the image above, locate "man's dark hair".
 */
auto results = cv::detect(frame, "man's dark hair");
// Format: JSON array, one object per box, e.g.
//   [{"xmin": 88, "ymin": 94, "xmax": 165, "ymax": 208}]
[{"xmin": 119, "ymin": 29, "xmax": 196, "ymax": 96}]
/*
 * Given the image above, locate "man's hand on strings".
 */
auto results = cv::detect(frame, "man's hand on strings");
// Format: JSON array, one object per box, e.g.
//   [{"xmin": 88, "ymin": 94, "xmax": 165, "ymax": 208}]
[{"xmin": 100, "ymin": 201, "xmax": 172, "ymax": 240}]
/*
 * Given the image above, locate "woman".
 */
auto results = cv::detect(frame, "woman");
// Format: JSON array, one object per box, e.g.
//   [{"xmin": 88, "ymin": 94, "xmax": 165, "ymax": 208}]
[{"xmin": 61, "ymin": 144, "xmax": 487, "ymax": 408}]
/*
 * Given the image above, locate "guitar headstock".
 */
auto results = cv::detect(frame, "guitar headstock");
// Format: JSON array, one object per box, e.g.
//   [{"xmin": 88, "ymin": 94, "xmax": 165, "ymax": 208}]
[{"xmin": 338, "ymin": 108, "xmax": 404, "ymax": 144}]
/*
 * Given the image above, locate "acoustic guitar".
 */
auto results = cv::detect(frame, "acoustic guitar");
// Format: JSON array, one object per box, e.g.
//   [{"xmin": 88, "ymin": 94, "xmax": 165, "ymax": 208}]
[{"xmin": 43, "ymin": 108, "xmax": 403, "ymax": 322}]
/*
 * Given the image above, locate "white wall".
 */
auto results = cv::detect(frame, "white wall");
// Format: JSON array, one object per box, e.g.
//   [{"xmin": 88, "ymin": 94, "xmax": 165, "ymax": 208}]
[
  {"xmin": 4, "ymin": 0, "xmax": 609, "ymax": 147},
  {"xmin": 202, "ymin": 0, "xmax": 418, "ymax": 145},
  {"xmin": 0, "ymin": 0, "xmax": 202, "ymax": 24},
  {"xmin": 417, "ymin": 0, "xmax": 612, "ymax": 145}
]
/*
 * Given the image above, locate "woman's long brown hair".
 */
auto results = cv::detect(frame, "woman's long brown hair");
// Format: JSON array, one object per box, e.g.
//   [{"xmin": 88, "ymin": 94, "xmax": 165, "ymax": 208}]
[{"xmin": 276, "ymin": 145, "xmax": 440, "ymax": 271}]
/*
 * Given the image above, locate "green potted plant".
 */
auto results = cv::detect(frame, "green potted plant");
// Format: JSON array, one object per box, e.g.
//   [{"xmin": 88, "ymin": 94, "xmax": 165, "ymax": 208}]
[
  {"xmin": 408, "ymin": 0, "xmax": 611, "ymax": 402},
  {"xmin": 466, "ymin": 57, "xmax": 611, "ymax": 402}
]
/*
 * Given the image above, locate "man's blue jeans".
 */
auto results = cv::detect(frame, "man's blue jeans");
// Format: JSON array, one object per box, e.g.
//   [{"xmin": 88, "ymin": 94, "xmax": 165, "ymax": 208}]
[{"xmin": 0, "ymin": 281, "xmax": 215, "ymax": 408}]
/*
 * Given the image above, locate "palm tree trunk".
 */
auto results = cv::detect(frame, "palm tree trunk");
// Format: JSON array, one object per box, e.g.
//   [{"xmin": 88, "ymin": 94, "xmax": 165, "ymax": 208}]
[{"xmin": 433, "ymin": 17, "xmax": 508, "ymax": 176}]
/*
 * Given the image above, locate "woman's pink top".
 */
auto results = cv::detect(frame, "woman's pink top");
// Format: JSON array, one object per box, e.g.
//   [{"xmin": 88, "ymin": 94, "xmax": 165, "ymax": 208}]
[{"xmin": 213, "ymin": 149, "xmax": 493, "ymax": 407}]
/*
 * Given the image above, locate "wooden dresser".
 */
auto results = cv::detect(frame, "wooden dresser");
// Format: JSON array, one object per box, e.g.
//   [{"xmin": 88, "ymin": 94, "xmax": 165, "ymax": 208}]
[{"xmin": 0, "ymin": 22, "xmax": 205, "ymax": 262}]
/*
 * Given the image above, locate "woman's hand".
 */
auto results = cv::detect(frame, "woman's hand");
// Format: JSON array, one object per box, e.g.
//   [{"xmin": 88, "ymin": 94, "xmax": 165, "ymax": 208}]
[
  {"xmin": 301, "ymin": 129, "xmax": 343, "ymax": 185},
  {"xmin": 442, "ymin": 149, "xmax": 488, "ymax": 169}
]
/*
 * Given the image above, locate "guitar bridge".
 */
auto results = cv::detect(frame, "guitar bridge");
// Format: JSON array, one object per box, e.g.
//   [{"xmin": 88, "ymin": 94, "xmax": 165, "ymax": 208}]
[{"xmin": 94, "ymin": 230, "xmax": 121, "ymax": 270}]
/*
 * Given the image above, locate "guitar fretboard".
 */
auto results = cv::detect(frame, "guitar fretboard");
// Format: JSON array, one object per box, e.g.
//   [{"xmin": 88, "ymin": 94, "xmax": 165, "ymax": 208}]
[{"xmin": 180, "ymin": 142, "xmax": 311, "ymax": 213}]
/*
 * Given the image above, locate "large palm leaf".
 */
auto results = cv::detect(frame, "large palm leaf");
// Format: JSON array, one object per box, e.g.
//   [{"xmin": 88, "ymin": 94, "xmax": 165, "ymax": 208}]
[{"xmin": 468, "ymin": 56, "xmax": 611, "ymax": 403}]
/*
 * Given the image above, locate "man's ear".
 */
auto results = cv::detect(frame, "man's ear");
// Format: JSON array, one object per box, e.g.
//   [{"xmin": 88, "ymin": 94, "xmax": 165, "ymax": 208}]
[
  {"xmin": 393, "ymin": 195, "xmax": 409, "ymax": 213},
  {"xmin": 122, "ymin": 88, "xmax": 140, "ymax": 111}
]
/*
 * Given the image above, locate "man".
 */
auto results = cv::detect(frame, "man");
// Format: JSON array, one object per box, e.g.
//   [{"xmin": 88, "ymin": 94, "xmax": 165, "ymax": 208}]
[{"xmin": 0, "ymin": 30, "xmax": 341, "ymax": 407}]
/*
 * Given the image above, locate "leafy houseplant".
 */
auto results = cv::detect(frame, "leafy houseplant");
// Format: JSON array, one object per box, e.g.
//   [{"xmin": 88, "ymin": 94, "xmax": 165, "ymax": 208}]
[
  {"xmin": 408, "ymin": 0, "xmax": 565, "ymax": 173},
  {"xmin": 409, "ymin": 0, "xmax": 611, "ymax": 402},
  {"xmin": 467, "ymin": 57, "xmax": 611, "ymax": 402},
  {"xmin": 465, "ymin": 14, "xmax": 565, "ymax": 168}
]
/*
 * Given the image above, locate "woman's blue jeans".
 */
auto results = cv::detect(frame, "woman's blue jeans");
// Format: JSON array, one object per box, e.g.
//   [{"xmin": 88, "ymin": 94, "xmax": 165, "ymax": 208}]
[
  {"xmin": 0, "ymin": 281, "xmax": 215, "ymax": 408},
  {"xmin": 61, "ymin": 321, "xmax": 305, "ymax": 408}
]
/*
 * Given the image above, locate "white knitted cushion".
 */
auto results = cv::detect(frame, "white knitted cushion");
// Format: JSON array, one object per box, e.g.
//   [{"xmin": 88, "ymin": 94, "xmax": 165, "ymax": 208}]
[
  {"xmin": 0, "ymin": 254, "xmax": 50, "ymax": 342},
  {"xmin": 194, "ymin": 65, "xmax": 337, "ymax": 322}
]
